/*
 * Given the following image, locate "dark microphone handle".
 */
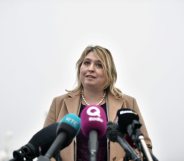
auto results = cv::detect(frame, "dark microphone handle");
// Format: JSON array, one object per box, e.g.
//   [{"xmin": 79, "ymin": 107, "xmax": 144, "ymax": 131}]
[
  {"xmin": 88, "ymin": 130, "xmax": 98, "ymax": 161},
  {"xmin": 45, "ymin": 132, "xmax": 67, "ymax": 159},
  {"xmin": 37, "ymin": 155, "xmax": 50, "ymax": 161},
  {"xmin": 116, "ymin": 136, "xmax": 141, "ymax": 161}
]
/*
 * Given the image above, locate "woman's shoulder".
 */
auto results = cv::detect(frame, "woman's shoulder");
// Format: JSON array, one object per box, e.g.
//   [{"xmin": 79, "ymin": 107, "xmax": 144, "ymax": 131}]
[
  {"xmin": 110, "ymin": 91, "xmax": 136, "ymax": 101},
  {"xmin": 109, "ymin": 92, "xmax": 137, "ymax": 106},
  {"xmin": 53, "ymin": 93, "xmax": 68, "ymax": 100},
  {"xmin": 120, "ymin": 93, "xmax": 138, "ymax": 108},
  {"xmin": 121, "ymin": 93, "xmax": 136, "ymax": 101},
  {"xmin": 52, "ymin": 90, "xmax": 80, "ymax": 101}
]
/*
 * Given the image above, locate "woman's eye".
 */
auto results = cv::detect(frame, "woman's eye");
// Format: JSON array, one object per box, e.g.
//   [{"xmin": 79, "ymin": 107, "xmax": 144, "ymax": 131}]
[
  {"xmin": 83, "ymin": 61, "xmax": 90, "ymax": 65},
  {"xmin": 96, "ymin": 63, "xmax": 103, "ymax": 68}
]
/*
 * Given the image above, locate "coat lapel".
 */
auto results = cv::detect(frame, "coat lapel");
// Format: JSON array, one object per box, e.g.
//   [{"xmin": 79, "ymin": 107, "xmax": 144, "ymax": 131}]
[
  {"xmin": 64, "ymin": 91, "xmax": 125, "ymax": 122},
  {"xmin": 107, "ymin": 93, "xmax": 124, "ymax": 121},
  {"xmin": 64, "ymin": 91, "xmax": 81, "ymax": 115}
]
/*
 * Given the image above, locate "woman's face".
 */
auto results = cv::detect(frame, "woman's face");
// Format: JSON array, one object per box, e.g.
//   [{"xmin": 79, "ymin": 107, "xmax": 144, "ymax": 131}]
[{"xmin": 79, "ymin": 51, "xmax": 107, "ymax": 91}]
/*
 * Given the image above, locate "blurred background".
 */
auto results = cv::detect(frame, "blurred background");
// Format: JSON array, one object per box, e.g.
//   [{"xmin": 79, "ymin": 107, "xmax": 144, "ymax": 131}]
[{"xmin": 0, "ymin": 0, "xmax": 184, "ymax": 160}]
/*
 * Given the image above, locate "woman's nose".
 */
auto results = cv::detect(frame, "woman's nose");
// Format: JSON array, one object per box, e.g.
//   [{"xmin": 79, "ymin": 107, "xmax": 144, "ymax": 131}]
[{"xmin": 88, "ymin": 63, "xmax": 95, "ymax": 71}]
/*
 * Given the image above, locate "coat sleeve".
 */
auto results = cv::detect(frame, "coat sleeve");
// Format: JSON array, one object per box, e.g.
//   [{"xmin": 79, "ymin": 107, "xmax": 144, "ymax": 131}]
[
  {"xmin": 44, "ymin": 97, "xmax": 58, "ymax": 127},
  {"xmin": 43, "ymin": 95, "xmax": 66, "ymax": 127}
]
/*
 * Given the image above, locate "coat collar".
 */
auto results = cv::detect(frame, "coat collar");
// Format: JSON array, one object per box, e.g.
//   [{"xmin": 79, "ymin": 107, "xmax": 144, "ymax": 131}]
[
  {"xmin": 64, "ymin": 90, "xmax": 81, "ymax": 115},
  {"xmin": 64, "ymin": 90, "xmax": 124, "ymax": 121},
  {"xmin": 107, "ymin": 93, "xmax": 124, "ymax": 121}
]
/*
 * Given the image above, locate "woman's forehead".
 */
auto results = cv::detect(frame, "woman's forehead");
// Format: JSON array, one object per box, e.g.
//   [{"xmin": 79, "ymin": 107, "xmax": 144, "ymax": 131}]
[{"xmin": 85, "ymin": 51, "xmax": 103, "ymax": 61}]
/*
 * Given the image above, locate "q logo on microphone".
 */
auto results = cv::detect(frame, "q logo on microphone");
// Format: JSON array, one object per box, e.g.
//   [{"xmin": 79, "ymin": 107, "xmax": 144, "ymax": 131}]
[
  {"xmin": 81, "ymin": 105, "xmax": 107, "ymax": 138},
  {"xmin": 86, "ymin": 106, "xmax": 103, "ymax": 123}
]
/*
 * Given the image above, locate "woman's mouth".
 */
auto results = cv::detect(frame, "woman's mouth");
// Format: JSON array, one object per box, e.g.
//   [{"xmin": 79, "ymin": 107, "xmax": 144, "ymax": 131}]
[{"xmin": 86, "ymin": 75, "xmax": 96, "ymax": 79}]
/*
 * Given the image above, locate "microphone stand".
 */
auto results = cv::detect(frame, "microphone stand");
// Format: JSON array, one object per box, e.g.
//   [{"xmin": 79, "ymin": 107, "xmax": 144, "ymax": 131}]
[
  {"xmin": 128, "ymin": 120, "xmax": 158, "ymax": 161},
  {"xmin": 116, "ymin": 136, "xmax": 141, "ymax": 161},
  {"xmin": 138, "ymin": 135, "xmax": 153, "ymax": 161},
  {"xmin": 138, "ymin": 135, "xmax": 158, "ymax": 161}
]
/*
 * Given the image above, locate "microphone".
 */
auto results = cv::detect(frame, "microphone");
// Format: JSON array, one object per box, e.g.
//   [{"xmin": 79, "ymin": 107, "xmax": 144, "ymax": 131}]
[
  {"xmin": 40, "ymin": 113, "xmax": 81, "ymax": 160},
  {"xmin": 11, "ymin": 113, "xmax": 81, "ymax": 161},
  {"xmin": 11, "ymin": 123, "xmax": 58, "ymax": 161},
  {"xmin": 117, "ymin": 108, "xmax": 140, "ymax": 136},
  {"xmin": 117, "ymin": 108, "xmax": 159, "ymax": 161},
  {"xmin": 106, "ymin": 121, "xmax": 141, "ymax": 161},
  {"xmin": 80, "ymin": 105, "xmax": 107, "ymax": 161},
  {"xmin": 117, "ymin": 108, "xmax": 141, "ymax": 147}
]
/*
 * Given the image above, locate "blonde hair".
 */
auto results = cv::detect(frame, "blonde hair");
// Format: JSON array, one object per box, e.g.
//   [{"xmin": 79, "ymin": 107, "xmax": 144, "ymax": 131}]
[{"xmin": 69, "ymin": 45, "xmax": 122, "ymax": 98}]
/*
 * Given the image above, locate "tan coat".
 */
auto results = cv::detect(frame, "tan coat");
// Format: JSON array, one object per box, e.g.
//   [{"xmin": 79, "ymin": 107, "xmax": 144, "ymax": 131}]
[{"xmin": 44, "ymin": 90, "xmax": 152, "ymax": 161}]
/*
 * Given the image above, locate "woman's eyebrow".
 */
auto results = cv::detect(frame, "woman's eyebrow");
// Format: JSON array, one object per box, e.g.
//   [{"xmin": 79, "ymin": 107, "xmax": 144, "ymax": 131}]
[{"xmin": 84, "ymin": 58, "xmax": 101, "ymax": 63}]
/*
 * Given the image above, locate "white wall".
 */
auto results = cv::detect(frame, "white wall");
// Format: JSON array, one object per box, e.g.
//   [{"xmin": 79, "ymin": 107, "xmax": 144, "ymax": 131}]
[{"xmin": 0, "ymin": 0, "xmax": 184, "ymax": 160}]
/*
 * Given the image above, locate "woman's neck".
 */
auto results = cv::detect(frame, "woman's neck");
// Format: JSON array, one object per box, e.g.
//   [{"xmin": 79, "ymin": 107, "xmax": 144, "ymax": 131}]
[{"xmin": 82, "ymin": 89, "xmax": 106, "ymax": 105}]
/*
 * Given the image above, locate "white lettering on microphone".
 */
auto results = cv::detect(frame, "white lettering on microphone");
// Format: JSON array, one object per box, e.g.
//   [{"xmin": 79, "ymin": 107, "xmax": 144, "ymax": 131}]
[
  {"xmin": 87, "ymin": 106, "xmax": 103, "ymax": 123},
  {"xmin": 66, "ymin": 117, "xmax": 78, "ymax": 126},
  {"xmin": 120, "ymin": 110, "xmax": 137, "ymax": 115},
  {"xmin": 89, "ymin": 117, "xmax": 103, "ymax": 122},
  {"xmin": 87, "ymin": 106, "xmax": 101, "ymax": 117}
]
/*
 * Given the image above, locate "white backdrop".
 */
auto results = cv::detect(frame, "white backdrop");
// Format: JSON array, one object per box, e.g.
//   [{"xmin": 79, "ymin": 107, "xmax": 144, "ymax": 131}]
[{"xmin": 0, "ymin": 0, "xmax": 184, "ymax": 160}]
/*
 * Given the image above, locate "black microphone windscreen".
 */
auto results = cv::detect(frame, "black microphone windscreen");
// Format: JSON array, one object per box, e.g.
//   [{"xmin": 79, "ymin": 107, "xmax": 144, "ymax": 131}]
[
  {"xmin": 117, "ymin": 108, "xmax": 140, "ymax": 133},
  {"xmin": 106, "ymin": 122, "xmax": 121, "ymax": 142},
  {"xmin": 12, "ymin": 123, "xmax": 58, "ymax": 161},
  {"xmin": 28, "ymin": 123, "xmax": 58, "ymax": 155}
]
